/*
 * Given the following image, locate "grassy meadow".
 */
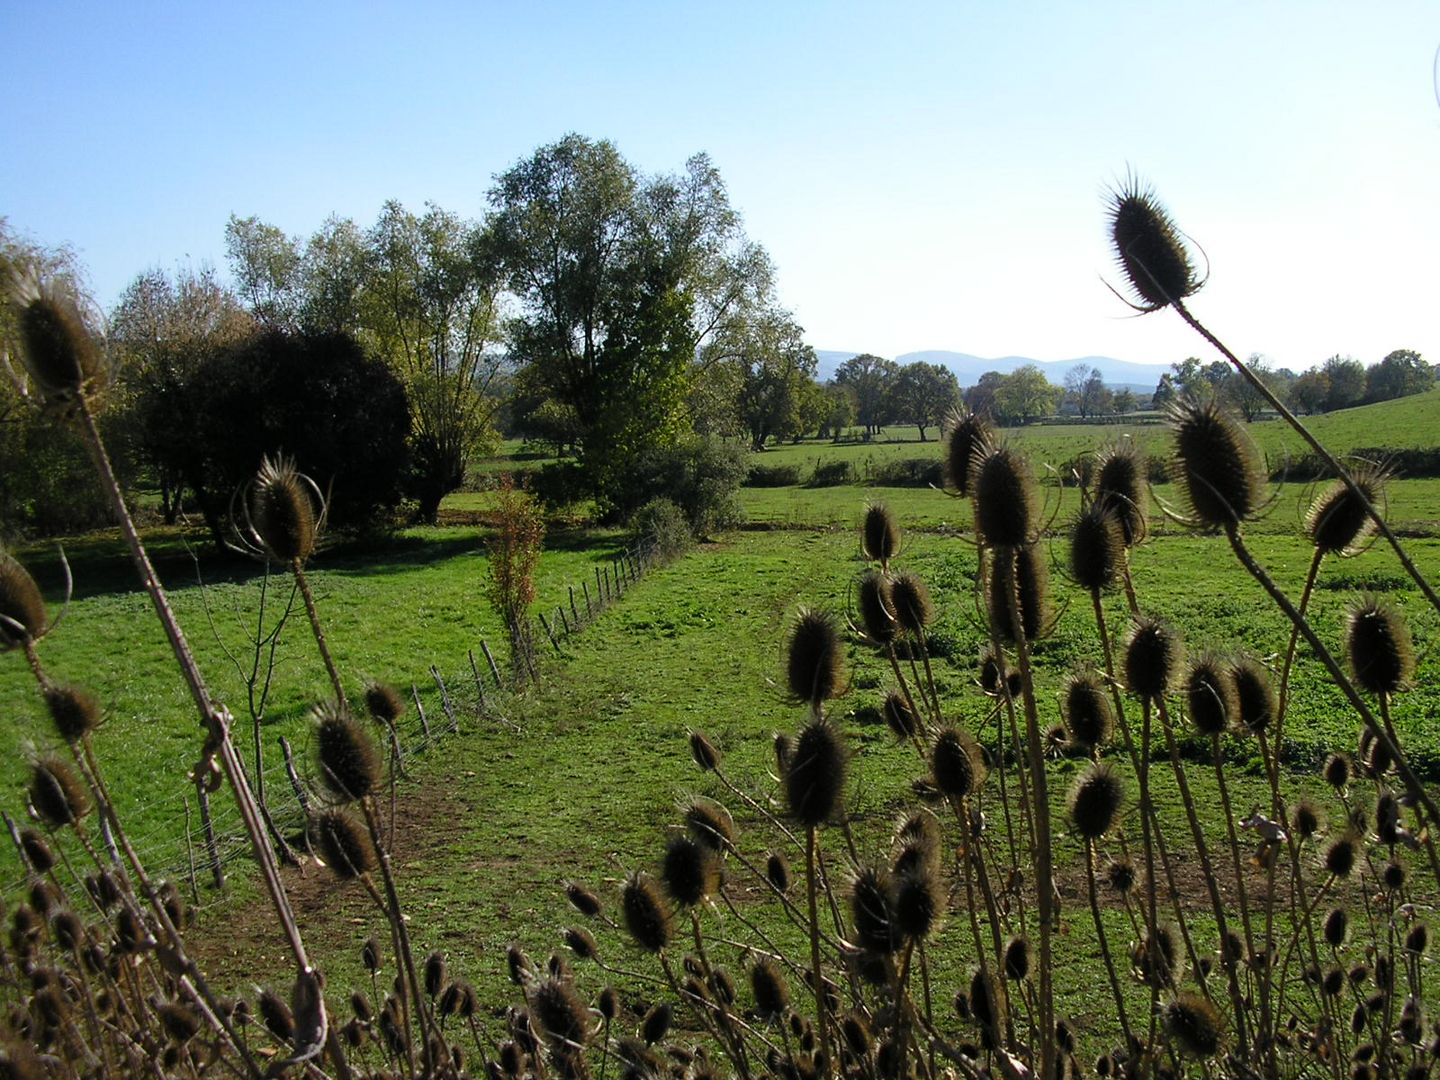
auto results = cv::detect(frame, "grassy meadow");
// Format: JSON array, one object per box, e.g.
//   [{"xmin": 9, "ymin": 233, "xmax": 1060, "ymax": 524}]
[{"xmin": 3, "ymin": 390, "xmax": 1439, "ymax": 1058}]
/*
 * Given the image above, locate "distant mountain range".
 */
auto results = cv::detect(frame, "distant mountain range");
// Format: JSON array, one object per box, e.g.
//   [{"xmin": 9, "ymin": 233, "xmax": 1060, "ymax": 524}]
[{"xmin": 815, "ymin": 350, "xmax": 1169, "ymax": 392}]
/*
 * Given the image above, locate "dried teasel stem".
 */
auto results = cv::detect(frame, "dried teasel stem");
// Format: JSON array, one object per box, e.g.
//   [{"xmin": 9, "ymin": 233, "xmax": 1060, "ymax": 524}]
[{"xmin": 294, "ymin": 558, "xmax": 347, "ymax": 709}]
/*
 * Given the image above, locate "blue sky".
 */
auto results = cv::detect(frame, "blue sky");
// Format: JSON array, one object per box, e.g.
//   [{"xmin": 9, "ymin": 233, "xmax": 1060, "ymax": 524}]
[{"xmin": 3, "ymin": 2, "xmax": 1437, "ymax": 373}]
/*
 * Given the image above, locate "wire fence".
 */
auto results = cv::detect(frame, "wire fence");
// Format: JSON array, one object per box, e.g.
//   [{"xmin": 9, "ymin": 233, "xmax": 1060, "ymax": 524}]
[{"xmin": 3, "ymin": 538, "xmax": 664, "ymax": 901}]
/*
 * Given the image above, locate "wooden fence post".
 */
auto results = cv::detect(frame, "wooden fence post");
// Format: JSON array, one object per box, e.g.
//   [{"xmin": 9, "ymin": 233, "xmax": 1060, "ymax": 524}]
[
  {"xmin": 196, "ymin": 783, "xmax": 225, "ymax": 889},
  {"xmin": 480, "ymin": 639, "xmax": 504, "ymax": 688},
  {"xmin": 569, "ymin": 585, "xmax": 580, "ymax": 624},
  {"xmin": 557, "ymin": 606, "xmax": 571, "ymax": 636},
  {"xmin": 411, "ymin": 683, "xmax": 430, "ymax": 740},
  {"xmin": 468, "ymin": 650, "xmax": 487, "ymax": 711},
  {"xmin": 582, "ymin": 581, "xmax": 593, "ymax": 618},
  {"xmin": 431, "ymin": 665, "xmax": 458, "ymax": 733},
  {"xmin": 538, "ymin": 611, "xmax": 562, "ymax": 655}
]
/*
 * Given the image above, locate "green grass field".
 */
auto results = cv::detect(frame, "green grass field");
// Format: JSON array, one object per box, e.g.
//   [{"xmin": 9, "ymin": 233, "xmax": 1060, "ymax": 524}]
[{"xmin": 4, "ymin": 392, "xmax": 1438, "ymax": 1060}]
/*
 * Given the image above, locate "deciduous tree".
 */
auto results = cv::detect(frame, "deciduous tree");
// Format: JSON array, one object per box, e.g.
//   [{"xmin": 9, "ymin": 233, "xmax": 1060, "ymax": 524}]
[{"xmin": 890, "ymin": 360, "xmax": 960, "ymax": 440}]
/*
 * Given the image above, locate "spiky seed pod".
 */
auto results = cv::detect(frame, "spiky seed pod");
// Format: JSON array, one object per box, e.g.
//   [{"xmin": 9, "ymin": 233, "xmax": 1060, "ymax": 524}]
[
  {"xmin": 257, "ymin": 988, "xmax": 295, "ymax": 1042},
  {"xmin": 1324, "ymin": 752, "xmax": 1352, "ymax": 789},
  {"xmin": 968, "ymin": 968, "xmax": 1009, "ymax": 1050},
  {"xmin": 420, "ymin": 951, "xmax": 445, "ymax": 998},
  {"xmin": 1124, "ymin": 616, "xmax": 1181, "ymax": 701},
  {"xmin": 1105, "ymin": 858, "xmax": 1136, "ymax": 893},
  {"xmin": 29, "ymin": 756, "xmax": 89, "ymax": 828},
  {"xmin": 683, "ymin": 797, "xmax": 735, "ymax": 853},
  {"xmin": 531, "ymin": 977, "xmax": 590, "ymax": 1053},
  {"xmin": 312, "ymin": 810, "xmax": 377, "ymax": 879},
  {"xmin": 641, "ymin": 1001, "xmax": 672, "ymax": 1046},
  {"xmin": 849, "ymin": 866, "xmax": 897, "ymax": 954},
  {"xmin": 1095, "ymin": 445, "xmax": 1148, "ymax": 547},
  {"xmin": 1406, "ymin": 924, "xmax": 1429, "ymax": 955},
  {"xmin": 1169, "ymin": 397, "xmax": 1266, "ymax": 529},
  {"xmin": 350, "ymin": 991, "xmax": 374, "ymax": 1023},
  {"xmin": 248, "ymin": 455, "xmax": 319, "ymax": 563},
  {"xmin": 766, "ymin": 853, "xmax": 791, "ymax": 894},
  {"xmin": 313, "ymin": 704, "xmax": 380, "ymax": 803},
  {"xmin": 972, "ymin": 446, "xmax": 1037, "ymax": 548},
  {"xmin": 978, "ymin": 646, "xmax": 1022, "ymax": 697},
  {"xmin": 361, "ymin": 936, "xmax": 383, "ymax": 973},
  {"xmin": 1231, "ymin": 657, "xmax": 1276, "ymax": 735},
  {"xmin": 563, "ymin": 926, "xmax": 598, "ymax": 961},
  {"xmin": 1307, "ymin": 467, "xmax": 1386, "ymax": 555},
  {"xmin": 893, "ymin": 809, "xmax": 940, "ymax": 857},
  {"xmin": 889, "ymin": 571, "xmax": 933, "ymax": 636},
  {"xmin": 363, "ymin": 683, "xmax": 404, "ymax": 724},
  {"xmin": 1060, "ymin": 670, "xmax": 1112, "ymax": 753},
  {"xmin": 438, "ymin": 982, "xmax": 462, "ymax": 1017},
  {"xmin": 9, "ymin": 277, "xmax": 108, "ymax": 405},
  {"xmin": 862, "ymin": 504, "xmax": 900, "ymax": 565},
  {"xmin": 881, "ymin": 691, "xmax": 918, "ymax": 740},
  {"xmin": 156, "ymin": 1001, "xmax": 201, "ymax": 1045},
  {"xmin": 893, "ymin": 866, "xmax": 942, "ymax": 941},
  {"xmin": 1135, "ymin": 925, "xmax": 1185, "ymax": 989},
  {"xmin": 943, "ymin": 407, "xmax": 994, "ymax": 496},
  {"xmin": 1324, "ymin": 834, "xmax": 1359, "ymax": 878},
  {"xmin": 0, "ymin": 554, "xmax": 47, "ymax": 651},
  {"xmin": 931, "ymin": 727, "xmax": 984, "ymax": 799},
  {"xmin": 1068, "ymin": 763, "xmax": 1125, "ymax": 840},
  {"xmin": 1324, "ymin": 908, "xmax": 1349, "ymax": 948},
  {"xmin": 40, "ymin": 684, "xmax": 100, "ymax": 744},
  {"xmin": 507, "ymin": 944, "xmax": 536, "ymax": 987},
  {"xmin": 18, "ymin": 830, "xmax": 53, "ymax": 875},
  {"xmin": 785, "ymin": 719, "xmax": 847, "ymax": 828},
  {"xmin": 1164, "ymin": 992, "xmax": 1225, "ymax": 1058},
  {"xmin": 1184, "ymin": 656, "xmax": 1234, "ymax": 737},
  {"xmin": 750, "ymin": 957, "xmax": 789, "ymax": 1020},
  {"xmin": 1383, "ymin": 861, "xmax": 1406, "ymax": 891},
  {"xmin": 620, "ymin": 873, "xmax": 672, "ymax": 954},
  {"xmin": 1071, "ymin": 503, "xmax": 1126, "ymax": 592},
  {"xmin": 51, "ymin": 911, "xmax": 82, "ymax": 954},
  {"xmin": 661, "ymin": 834, "xmax": 718, "ymax": 908},
  {"xmin": 787, "ymin": 609, "xmax": 843, "ymax": 707},
  {"xmin": 564, "ymin": 881, "xmax": 602, "ymax": 918},
  {"xmin": 1004, "ymin": 937, "xmax": 1031, "ymax": 981},
  {"xmin": 1346, "ymin": 596, "xmax": 1414, "ymax": 696},
  {"xmin": 688, "ymin": 731, "xmax": 720, "ymax": 771},
  {"xmin": 856, "ymin": 571, "xmax": 897, "ymax": 645},
  {"xmin": 1376, "ymin": 791, "xmax": 1401, "ymax": 846},
  {"xmin": 1323, "ymin": 968, "xmax": 1346, "ymax": 997},
  {"xmin": 987, "ymin": 545, "xmax": 1051, "ymax": 644},
  {"xmin": 1291, "ymin": 800, "xmax": 1321, "ymax": 841},
  {"xmin": 598, "ymin": 985, "xmax": 619, "ymax": 1022},
  {"xmin": 1107, "ymin": 178, "xmax": 1202, "ymax": 312},
  {"xmin": 842, "ymin": 1010, "xmax": 873, "ymax": 1057}
]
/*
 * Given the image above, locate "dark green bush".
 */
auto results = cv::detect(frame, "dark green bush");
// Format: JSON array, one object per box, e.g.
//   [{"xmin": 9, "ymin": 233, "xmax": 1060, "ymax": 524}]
[
  {"xmin": 745, "ymin": 463, "xmax": 803, "ymax": 488},
  {"xmin": 630, "ymin": 497, "xmax": 693, "ymax": 560},
  {"xmin": 605, "ymin": 435, "xmax": 745, "ymax": 537},
  {"xmin": 869, "ymin": 458, "xmax": 943, "ymax": 487},
  {"xmin": 808, "ymin": 460, "xmax": 855, "ymax": 487}
]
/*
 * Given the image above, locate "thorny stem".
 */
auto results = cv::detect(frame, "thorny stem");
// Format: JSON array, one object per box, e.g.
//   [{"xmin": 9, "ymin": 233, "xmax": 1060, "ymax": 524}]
[
  {"xmin": 1085, "ymin": 840, "xmax": 1133, "ymax": 1047},
  {"xmin": 806, "ymin": 825, "xmax": 835, "ymax": 1078},
  {"xmin": 1174, "ymin": 300, "xmax": 1440, "ymax": 619},
  {"xmin": 294, "ymin": 558, "xmax": 347, "ymax": 709},
  {"xmin": 1277, "ymin": 548, "xmax": 1324, "ymax": 728}
]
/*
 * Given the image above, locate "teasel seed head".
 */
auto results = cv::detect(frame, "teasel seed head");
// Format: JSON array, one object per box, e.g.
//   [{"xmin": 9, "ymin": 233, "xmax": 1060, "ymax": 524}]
[
  {"xmin": 257, "ymin": 987, "xmax": 295, "ymax": 1042},
  {"xmin": 531, "ymin": 976, "xmax": 590, "ymax": 1054},
  {"xmin": 0, "ymin": 553, "xmax": 48, "ymax": 651},
  {"xmin": 1135, "ymin": 924, "xmax": 1185, "ymax": 989},
  {"xmin": 893, "ymin": 864, "xmax": 942, "ymax": 941},
  {"xmin": 785, "ymin": 719, "xmax": 847, "ymax": 828},
  {"xmin": 1164, "ymin": 992, "xmax": 1225, "ymax": 1058},
  {"xmin": 1375, "ymin": 791, "xmax": 1401, "ymax": 846},
  {"xmin": 1069, "ymin": 762, "xmax": 1126, "ymax": 841},
  {"xmin": 1307, "ymin": 465, "xmax": 1387, "ymax": 555},
  {"xmin": 978, "ymin": 645, "xmax": 1023, "ymax": 698},
  {"xmin": 1406, "ymin": 924, "xmax": 1429, "ymax": 955},
  {"xmin": 1230, "ymin": 656, "xmax": 1276, "ymax": 735},
  {"xmin": 39, "ymin": 684, "xmax": 100, "ymax": 744},
  {"xmin": 422, "ymin": 951, "xmax": 446, "ymax": 998},
  {"xmin": 596, "ymin": 985, "xmax": 619, "ymax": 1023},
  {"xmin": 849, "ymin": 865, "xmax": 897, "ymax": 954},
  {"xmin": 1169, "ymin": 397, "xmax": 1266, "ymax": 529},
  {"xmin": 1184, "ymin": 655, "xmax": 1234, "ymax": 737},
  {"xmin": 943, "ymin": 406, "xmax": 993, "ymax": 496},
  {"xmin": 1070, "ymin": 503, "xmax": 1126, "ymax": 592},
  {"xmin": 971, "ymin": 445, "xmax": 1037, "ymax": 548},
  {"xmin": 661, "ymin": 834, "xmax": 718, "ymax": 908},
  {"xmin": 29, "ymin": 756, "xmax": 89, "ymax": 828},
  {"xmin": 766, "ymin": 853, "xmax": 791, "ymax": 894},
  {"xmin": 641, "ymin": 1001, "xmax": 672, "ymax": 1045},
  {"xmin": 1291, "ymin": 800, "xmax": 1321, "ymax": 841},
  {"xmin": 1383, "ymin": 861, "xmax": 1406, "ymax": 891},
  {"xmin": 1095, "ymin": 444, "xmax": 1148, "ymax": 546},
  {"xmin": 889, "ymin": 571, "xmax": 933, "ymax": 636},
  {"xmin": 856, "ymin": 571, "xmax": 897, "ymax": 646},
  {"xmin": 563, "ymin": 881, "xmax": 602, "ymax": 918},
  {"xmin": 1346, "ymin": 596, "xmax": 1414, "ymax": 697},
  {"xmin": 247, "ymin": 454, "xmax": 320, "ymax": 563},
  {"xmin": 1324, "ymin": 752, "xmax": 1352, "ymax": 789},
  {"xmin": 7, "ymin": 273, "xmax": 108, "ymax": 407},
  {"xmin": 683, "ymin": 796, "xmax": 735, "ymax": 853},
  {"xmin": 51, "ymin": 911, "xmax": 82, "ymax": 954},
  {"xmin": 361, "ymin": 936, "xmax": 383, "ymax": 973},
  {"xmin": 1324, "ymin": 833, "xmax": 1360, "ymax": 878},
  {"xmin": 861, "ymin": 503, "xmax": 899, "ymax": 566},
  {"xmin": 313, "ymin": 703, "xmax": 380, "ymax": 803},
  {"xmin": 842, "ymin": 1010, "xmax": 873, "ymax": 1057},
  {"xmin": 311, "ymin": 810, "xmax": 377, "ymax": 880},
  {"xmin": 968, "ymin": 967, "xmax": 1009, "ymax": 1049},
  {"xmin": 1003, "ymin": 936, "xmax": 1031, "ymax": 981},
  {"xmin": 1105, "ymin": 858, "xmax": 1136, "ymax": 894},
  {"xmin": 363, "ymin": 683, "xmax": 404, "ymax": 724},
  {"xmin": 931, "ymin": 727, "xmax": 984, "ymax": 799},
  {"xmin": 1124, "ymin": 615, "xmax": 1182, "ymax": 701},
  {"xmin": 986, "ymin": 545, "xmax": 1051, "ymax": 644},
  {"xmin": 1324, "ymin": 908, "xmax": 1349, "ymax": 948},
  {"xmin": 507, "ymin": 943, "xmax": 536, "ymax": 987},
  {"xmin": 787, "ymin": 608, "xmax": 843, "ymax": 708},
  {"xmin": 1106, "ymin": 176, "xmax": 1203, "ymax": 313},
  {"xmin": 620, "ymin": 872, "xmax": 672, "ymax": 954},
  {"xmin": 750, "ymin": 956, "xmax": 789, "ymax": 1020},
  {"xmin": 881, "ymin": 690, "xmax": 919, "ymax": 740},
  {"xmin": 18, "ymin": 829, "xmax": 53, "ymax": 875},
  {"xmin": 1063, "ymin": 669, "xmax": 1114, "ymax": 752},
  {"xmin": 688, "ymin": 730, "xmax": 720, "ymax": 771}
]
